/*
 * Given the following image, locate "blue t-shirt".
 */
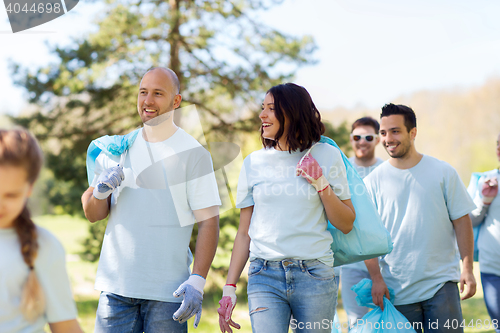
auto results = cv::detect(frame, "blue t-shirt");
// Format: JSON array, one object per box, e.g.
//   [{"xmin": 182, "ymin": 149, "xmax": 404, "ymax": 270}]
[
  {"xmin": 364, "ymin": 155, "xmax": 476, "ymax": 305},
  {"xmin": 92, "ymin": 128, "xmax": 221, "ymax": 302},
  {"xmin": 236, "ymin": 143, "xmax": 351, "ymax": 267}
]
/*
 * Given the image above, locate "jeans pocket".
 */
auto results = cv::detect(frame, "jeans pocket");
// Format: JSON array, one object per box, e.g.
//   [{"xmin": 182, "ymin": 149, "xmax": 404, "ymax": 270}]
[
  {"xmin": 248, "ymin": 260, "xmax": 265, "ymax": 277},
  {"xmin": 304, "ymin": 260, "xmax": 335, "ymax": 280}
]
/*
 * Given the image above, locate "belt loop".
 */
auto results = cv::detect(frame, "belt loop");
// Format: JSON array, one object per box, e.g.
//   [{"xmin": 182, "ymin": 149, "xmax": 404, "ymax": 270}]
[
  {"xmin": 263, "ymin": 259, "xmax": 267, "ymax": 270},
  {"xmin": 299, "ymin": 260, "xmax": 305, "ymax": 272}
]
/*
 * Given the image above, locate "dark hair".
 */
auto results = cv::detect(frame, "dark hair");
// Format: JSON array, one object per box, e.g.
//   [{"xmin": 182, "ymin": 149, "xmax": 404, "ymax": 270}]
[
  {"xmin": 261, "ymin": 83, "xmax": 325, "ymax": 152},
  {"xmin": 0, "ymin": 128, "xmax": 45, "ymax": 321},
  {"xmin": 380, "ymin": 103, "xmax": 416, "ymax": 132},
  {"xmin": 351, "ymin": 117, "xmax": 380, "ymax": 134}
]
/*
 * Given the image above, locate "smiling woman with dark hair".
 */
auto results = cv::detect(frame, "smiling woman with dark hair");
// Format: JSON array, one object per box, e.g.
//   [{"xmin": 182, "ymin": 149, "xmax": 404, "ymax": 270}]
[{"xmin": 217, "ymin": 83, "xmax": 356, "ymax": 333}]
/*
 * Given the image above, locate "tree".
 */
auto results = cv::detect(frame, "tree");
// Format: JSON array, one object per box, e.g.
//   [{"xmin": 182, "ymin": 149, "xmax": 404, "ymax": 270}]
[{"xmin": 10, "ymin": 0, "xmax": 317, "ymax": 261}]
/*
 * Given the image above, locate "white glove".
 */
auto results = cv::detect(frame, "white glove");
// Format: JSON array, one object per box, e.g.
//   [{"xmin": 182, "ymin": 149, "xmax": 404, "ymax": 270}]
[
  {"xmin": 173, "ymin": 274, "xmax": 206, "ymax": 328},
  {"xmin": 92, "ymin": 165, "xmax": 125, "ymax": 200}
]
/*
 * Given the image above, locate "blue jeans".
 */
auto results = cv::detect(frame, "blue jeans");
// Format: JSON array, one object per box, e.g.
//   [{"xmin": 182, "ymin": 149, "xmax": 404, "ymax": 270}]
[
  {"xmin": 481, "ymin": 272, "xmax": 500, "ymax": 333},
  {"xmin": 247, "ymin": 258, "xmax": 337, "ymax": 333},
  {"xmin": 95, "ymin": 291, "xmax": 187, "ymax": 333},
  {"xmin": 395, "ymin": 281, "xmax": 463, "ymax": 333}
]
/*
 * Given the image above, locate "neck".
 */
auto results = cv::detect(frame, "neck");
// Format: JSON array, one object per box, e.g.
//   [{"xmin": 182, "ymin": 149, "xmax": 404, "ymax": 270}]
[
  {"xmin": 389, "ymin": 146, "xmax": 423, "ymax": 169},
  {"xmin": 142, "ymin": 114, "xmax": 178, "ymax": 143},
  {"xmin": 354, "ymin": 155, "xmax": 378, "ymax": 167}
]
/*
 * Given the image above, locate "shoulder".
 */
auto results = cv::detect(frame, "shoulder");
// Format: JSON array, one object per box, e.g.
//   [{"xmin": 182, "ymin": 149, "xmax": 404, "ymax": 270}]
[
  {"xmin": 422, "ymin": 155, "xmax": 457, "ymax": 175},
  {"xmin": 175, "ymin": 128, "xmax": 204, "ymax": 148},
  {"xmin": 36, "ymin": 226, "xmax": 66, "ymax": 263}
]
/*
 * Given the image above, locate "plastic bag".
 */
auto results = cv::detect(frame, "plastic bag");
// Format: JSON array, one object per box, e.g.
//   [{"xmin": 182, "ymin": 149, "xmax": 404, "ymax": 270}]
[
  {"xmin": 467, "ymin": 172, "xmax": 484, "ymax": 261},
  {"xmin": 350, "ymin": 279, "xmax": 416, "ymax": 333},
  {"xmin": 318, "ymin": 136, "xmax": 393, "ymax": 266}
]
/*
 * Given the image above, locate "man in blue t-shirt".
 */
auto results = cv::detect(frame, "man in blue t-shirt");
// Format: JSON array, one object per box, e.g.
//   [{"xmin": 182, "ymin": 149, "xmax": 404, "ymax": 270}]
[
  {"xmin": 342, "ymin": 116, "xmax": 385, "ymax": 328},
  {"xmin": 364, "ymin": 103, "xmax": 476, "ymax": 333},
  {"xmin": 81, "ymin": 67, "xmax": 221, "ymax": 333}
]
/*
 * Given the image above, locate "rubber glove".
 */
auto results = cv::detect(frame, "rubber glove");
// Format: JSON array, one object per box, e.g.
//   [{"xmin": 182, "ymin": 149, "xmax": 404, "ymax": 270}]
[
  {"xmin": 217, "ymin": 285, "xmax": 240, "ymax": 333},
  {"xmin": 173, "ymin": 274, "xmax": 205, "ymax": 328},
  {"xmin": 92, "ymin": 165, "xmax": 125, "ymax": 200},
  {"xmin": 296, "ymin": 152, "xmax": 329, "ymax": 192},
  {"xmin": 482, "ymin": 177, "xmax": 498, "ymax": 205}
]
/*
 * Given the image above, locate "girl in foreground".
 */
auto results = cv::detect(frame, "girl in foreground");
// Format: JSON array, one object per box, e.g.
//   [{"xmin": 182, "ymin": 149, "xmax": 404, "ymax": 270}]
[
  {"xmin": 0, "ymin": 129, "xmax": 82, "ymax": 332},
  {"xmin": 218, "ymin": 83, "xmax": 355, "ymax": 333}
]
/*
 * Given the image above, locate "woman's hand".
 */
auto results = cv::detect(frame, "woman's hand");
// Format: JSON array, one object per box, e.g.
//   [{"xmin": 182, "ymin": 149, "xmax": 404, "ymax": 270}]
[
  {"xmin": 296, "ymin": 152, "xmax": 329, "ymax": 192},
  {"xmin": 217, "ymin": 285, "xmax": 240, "ymax": 333}
]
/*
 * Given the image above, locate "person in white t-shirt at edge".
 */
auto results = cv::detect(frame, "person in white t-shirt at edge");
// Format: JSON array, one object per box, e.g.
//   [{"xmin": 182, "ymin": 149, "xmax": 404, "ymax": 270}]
[
  {"xmin": 0, "ymin": 128, "xmax": 83, "ymax": 333},
  {"xmin": 364, "ymin": 103, "xmax": 476, "ymax": 333},
  {"xmin": 469, "ymin": 132, "xmax": 500, "ymax": 333},
  {"xmin": 341, "ymin": 116, "xmax": 384, "ymax": 330},
  {"xmin": 81, "ymin": 67, "xmax": 221, "ymax": 332}
]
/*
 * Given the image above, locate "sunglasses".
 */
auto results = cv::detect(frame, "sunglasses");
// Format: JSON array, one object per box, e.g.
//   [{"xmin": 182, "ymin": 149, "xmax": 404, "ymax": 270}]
[{"xmin": 351, "ymin": 134, "xmax": 378, "ymax": 142}]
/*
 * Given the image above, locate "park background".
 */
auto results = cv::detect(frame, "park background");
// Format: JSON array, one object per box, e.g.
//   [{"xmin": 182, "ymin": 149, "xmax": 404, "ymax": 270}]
[{"xmin": 2, "ymin": 0, "xmax": 500, "ymax": 332}]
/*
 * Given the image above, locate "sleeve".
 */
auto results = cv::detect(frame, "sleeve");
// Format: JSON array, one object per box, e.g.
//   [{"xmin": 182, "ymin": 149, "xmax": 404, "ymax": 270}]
[
  {"xmin": 235, "ymin": 157, "xmax": 254, "ymax": 209},
  {"xmin": 469, "ymin": 176, "xmax": 490, "ymax": 226},
  {"xmin": 445, "ymin": 166, "xmax": 477, "ymax": 221},
  {"xmin": 325, "ymin": 146, "xmax": 351, "ymax": 200},
  {"xmin": 186, "ymin": 148, "xmax": 222, "ymax": 210},
  {"xmin": 35, "ymin": 228, "xmax": 78, "ymax": 323},
  {"xmin": 90, "ymin": 152, "xmax": 106, "ymax": 188}
]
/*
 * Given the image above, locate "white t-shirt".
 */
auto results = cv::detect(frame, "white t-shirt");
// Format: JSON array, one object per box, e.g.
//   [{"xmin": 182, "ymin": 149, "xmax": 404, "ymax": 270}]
[
  {"xmin": 348, "ymin": 157, "xmax": 384, "ymax": 180},
  {"xmin": 92, "ymin": 128, "xmax": 221, "ymax": 302},
  {"xmin": 343, "ymin": 157, "xmax": 385, "ymax": 271},
  {"xmin": 364, "ymin": 155, "xmax": 476, "ymax": 305},
  {"xmin": 236, "ymin": 143, "xmax": 351, "ymax": 267},
  {"xmin": 0, "ymin": 226, "xmax": 77, "ymax": 333},
  {"xmin": 472, "ymin": 169, "xmax": 500, "ymax": 276}
]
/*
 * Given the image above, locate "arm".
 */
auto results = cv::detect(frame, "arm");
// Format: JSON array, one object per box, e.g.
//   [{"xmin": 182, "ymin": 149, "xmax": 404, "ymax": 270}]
[
  {"xmin": 226, "ymin": 206, "xmax": 253, "ymax": 285},
  {"xmin": 49, "ymin": 319, "xmax": 83, "ymax": 333},
  {"xmin": 192, "ymin": 206, "xmax": 220, "ymax": 278},
  {"xmin": 452, "ymin": 214, "xmax": 476, "ymax": 300},
  {"xmin": 296, "ymin": 151, "xmax": 355, "ymax": 234},
  {"xmin": 81, "ymin": 187, "xmax": 110, "ymax": 222},
  {"xmin": 218, "ymin": 206, "xmax": 253, "ymax": 333},
  {"xmin": 364, "ymin": 258, "xmax": 390, "ymax": 310},
  {"xmin": 319, "ymin": 188, "xmax": 355, "ymax": 234},
  {"xmin": 469, "ymin": 204, "xmax": 489, "ymax": 227}
]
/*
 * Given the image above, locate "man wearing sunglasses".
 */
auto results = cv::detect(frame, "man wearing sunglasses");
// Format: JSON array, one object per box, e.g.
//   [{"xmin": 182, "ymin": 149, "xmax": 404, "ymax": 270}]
[{"xmin": 342, "ymin": 117, "xmax": 385, "ymax": 330}]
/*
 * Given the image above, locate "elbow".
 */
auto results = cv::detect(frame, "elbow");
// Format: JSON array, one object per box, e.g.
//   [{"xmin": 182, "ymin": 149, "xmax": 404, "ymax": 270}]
[{"xmin": 341, "ymin": 223, "xmax": 354, "ymax": 235}]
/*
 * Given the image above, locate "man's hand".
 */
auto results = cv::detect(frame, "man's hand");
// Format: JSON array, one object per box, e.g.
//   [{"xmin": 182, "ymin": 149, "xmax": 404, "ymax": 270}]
[
  {"xmin": 296, "ymin": 152, "xmax": 329, "ymax": 192},
  {"xmin": 460, "ymin": 268, "xmax": 477, "ymax": 300},
  {"xmin": 482, "ymin": 177, "xmax": 498, "ymax": 205},
  {"xmin": 371, "ymin": 276, "xmax": 390, "ymax": 311},
  {"xmin": 92, "ymin": 166, "xmax": 124, "ymax": 200},
  {"xmin": 173, "ymin": 275, "xmax": 205, "ymax": 328},
  {"xmin": 217, "ymin": 285, "xmax": 240, "ymax": 333}
]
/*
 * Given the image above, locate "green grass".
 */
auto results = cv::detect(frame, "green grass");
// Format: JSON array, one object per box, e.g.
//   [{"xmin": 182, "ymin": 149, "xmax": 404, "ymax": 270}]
[{"xmin": 36, "ymin": 214, "xmax": 498, "ymax": 333}]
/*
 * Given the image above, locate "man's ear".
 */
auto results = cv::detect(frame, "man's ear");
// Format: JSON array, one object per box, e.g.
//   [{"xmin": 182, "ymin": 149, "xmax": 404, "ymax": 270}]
[
  {"xmin": 410, "ymin": 127, "xmax": 417, "ymax": 140},
  {"xmin": 173, "ymin": 94, "xmax": 182, "ymax": 109}
]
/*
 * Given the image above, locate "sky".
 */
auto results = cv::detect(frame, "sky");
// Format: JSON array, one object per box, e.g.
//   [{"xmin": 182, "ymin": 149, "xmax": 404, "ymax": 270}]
[{"xmin": 2, "ymin": 0, "xmax": 500, "ymax": 115}]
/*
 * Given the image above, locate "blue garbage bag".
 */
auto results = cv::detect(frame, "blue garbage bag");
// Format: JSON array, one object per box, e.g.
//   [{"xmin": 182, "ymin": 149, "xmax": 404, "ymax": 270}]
[
  {"xmin": 350, "ymin": 279, "xmax": 416, "ymax": 333},
  {"xmin": 330, "ymin": 313, "xmax": 341, "ymax": 333},
  {"xmin": 318, "ymin": 136, "xmax": 393, "ymax": 266}
]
